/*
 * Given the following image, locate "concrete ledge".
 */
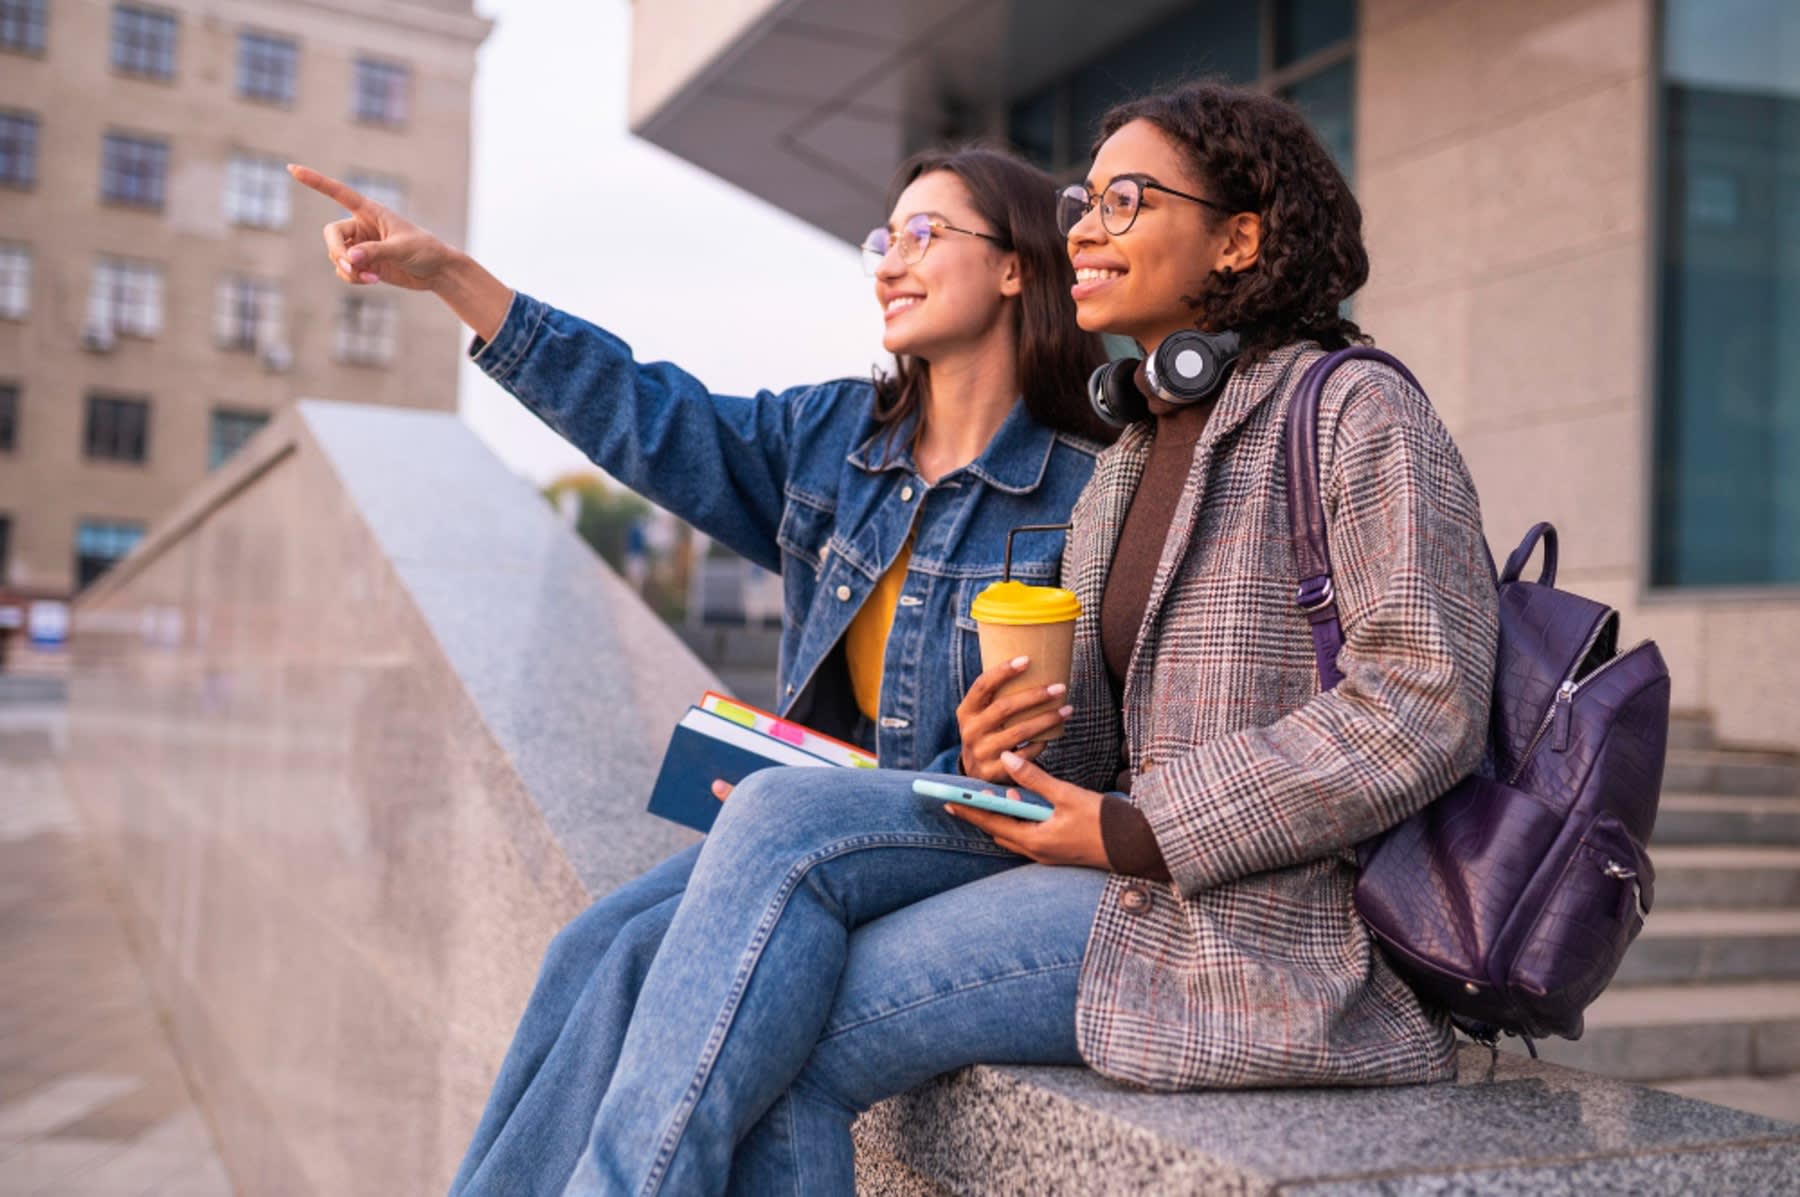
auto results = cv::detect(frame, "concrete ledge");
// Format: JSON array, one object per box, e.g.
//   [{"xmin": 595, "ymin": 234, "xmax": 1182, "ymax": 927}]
[{"xmin": 855, "ymin": 1047, "xmax": 1800, "ymax": 1194}]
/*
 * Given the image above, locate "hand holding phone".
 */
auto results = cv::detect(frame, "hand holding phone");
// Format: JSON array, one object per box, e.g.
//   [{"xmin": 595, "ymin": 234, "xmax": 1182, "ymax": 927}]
[{"xmin": 912, "ymin": 778, "xmax": 1053, "ymax": 822}]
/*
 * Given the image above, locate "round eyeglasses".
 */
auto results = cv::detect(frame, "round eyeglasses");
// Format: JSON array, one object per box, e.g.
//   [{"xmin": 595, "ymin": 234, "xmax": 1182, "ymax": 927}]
[
  {"xmin": 862, "ymin": 213, "xmax": 1008, "ymax": 275},
  {"xmin": 1055, "ymin": 176, "xmax": 1234, "ymax": 238}
]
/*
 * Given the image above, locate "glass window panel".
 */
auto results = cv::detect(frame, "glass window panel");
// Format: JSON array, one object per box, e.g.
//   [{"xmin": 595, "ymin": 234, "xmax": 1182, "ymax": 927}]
[
  {"xmin": 353, "ymin": 57, "xmax": 409, "ymax": 125},
  {"xmin": 1275, "ymin": 0, "xmax": 1354, "ymax": 68},
  {"xmin": 101, "ymin": 133, "xmax": 168, "ymax": 208},
  {"xmin": 224, "ymin": 152, "xmax": 291, "ymax": 228},
  {"xmin": 0, "ymin": 243, "xmax": 28, "ymax": 318},
  {"xmin": 84, "ymin": 394, "xmax": 150, "ymax": 463},
  {"xmin": 75, "ymin": 519, "xmax": 145, "ymax": 589},
  {"xmin": 111, "ymin": 5, "xmax": 176, "ymax": 80},
  {"xmin": 88, "ymin": 258, "xmax": 163, "ymax": 338},
  {"xmin": 1653, "ymin": 0, "xmax": 1800, "ymax": 586},
  {"xmin": 0, "ymin": 383, "xmax": 16, "ymax": 452},
  {"xmin": 1066, "ymin": 1, "xmax": 1260, "ymax": 158},
  {"xmin": 1007, "ymin": 86, "xmax": 1061, "ymax": 172},
  {"xmin": 212, "ymin": 277, "xmax": 282, "ymax": 351},
  {"xmin": 0, "ymin": 0, "xmax": 46, "ymax": 54},
  {"xmin": 237, "ymin": 32, "xmax": 297, "ymax": 104},
  {"xmin": 1280, "ymin": 56, "xmax": 1356, "ymax": 180},
  {"xmin": 209, "ymin": 408, "xmax": 269, "ymax": 469},
  {"xmin": 335, "ymin": 295, "xmax": 396, "ymax": 365},
  {"xmin": 0, "ymin": 111, "xmax": 37, "ymax": 188}
]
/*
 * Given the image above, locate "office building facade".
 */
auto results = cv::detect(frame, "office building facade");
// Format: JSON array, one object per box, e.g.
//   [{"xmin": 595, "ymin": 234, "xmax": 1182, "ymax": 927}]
[{"xmin": 0, "ymin": 0, "xmax": 491, "ymax": 600}]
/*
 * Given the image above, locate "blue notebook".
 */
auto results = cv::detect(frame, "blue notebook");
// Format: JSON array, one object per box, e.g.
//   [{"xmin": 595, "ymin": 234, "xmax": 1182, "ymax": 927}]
[{"xmin": 646, "ymin": 706, "xmax": 837, "ymax": 833}]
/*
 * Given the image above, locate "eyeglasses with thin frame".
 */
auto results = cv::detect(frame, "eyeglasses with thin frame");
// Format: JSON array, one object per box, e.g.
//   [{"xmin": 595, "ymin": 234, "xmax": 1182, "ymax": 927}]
[
  {"xmin": 1055, "ymin": 175, "xmax": 1235, "ymax": 238},
  {"xmin": 861, "ymin": 213, "xmax": 1009, "ymax": 276}
]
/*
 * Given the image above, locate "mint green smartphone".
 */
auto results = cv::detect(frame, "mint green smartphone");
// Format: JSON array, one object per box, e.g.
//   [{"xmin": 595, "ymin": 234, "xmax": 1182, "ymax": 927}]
[{"xmin": 912, "ymin": 778, "xmax": 1053, "ymax": 822}]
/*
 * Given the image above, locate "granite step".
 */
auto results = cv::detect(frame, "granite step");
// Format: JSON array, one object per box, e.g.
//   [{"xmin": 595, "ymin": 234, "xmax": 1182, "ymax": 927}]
[
  {"xmin": 1651, "ymin": 846, "xmax": 1800, "ymax": 909},
  {"xmin": 1524, "ymin": 981, "xmax": 1800, "ymax": 1082},
  {"xmin": 1619, "ymin": 909, "xmax": 1800, "ymax": 985},
  {"xmin": 1662, "ymin": 749, "xmax": 1800, "ymax": 798},
  {"xmin": 1653, "ymin": 794, "xmax": 1800, "ymax": 847}
]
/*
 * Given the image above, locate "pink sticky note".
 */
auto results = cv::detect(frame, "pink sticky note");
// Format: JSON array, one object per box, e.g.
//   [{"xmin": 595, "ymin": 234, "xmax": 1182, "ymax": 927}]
[{"xmin": 768, "ymin": 719, "xmax": 808, "ymax": 747}]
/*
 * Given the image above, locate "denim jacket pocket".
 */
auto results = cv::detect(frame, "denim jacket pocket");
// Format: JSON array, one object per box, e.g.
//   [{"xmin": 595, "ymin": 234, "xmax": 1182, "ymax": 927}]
[{"xmin": 776, "ymin": 489, "xmax": 836, "ymax": 576}]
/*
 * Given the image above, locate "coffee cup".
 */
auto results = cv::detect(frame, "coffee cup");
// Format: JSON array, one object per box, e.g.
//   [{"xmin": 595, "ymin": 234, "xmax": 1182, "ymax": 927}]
[{"xmin": 969, "ymin": 580, "xmax": 1081, "ymax": 742}]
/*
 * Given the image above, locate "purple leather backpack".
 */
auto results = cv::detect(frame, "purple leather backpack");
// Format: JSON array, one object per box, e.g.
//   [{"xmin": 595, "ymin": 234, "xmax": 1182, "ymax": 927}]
[{"xmin": 1284, "ymin": 347, "xmax": 1671, "ymax": 1050}]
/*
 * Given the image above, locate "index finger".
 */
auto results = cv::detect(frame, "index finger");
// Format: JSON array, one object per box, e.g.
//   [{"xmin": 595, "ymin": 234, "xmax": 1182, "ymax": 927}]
[{"xmin": 287, "ymin": 163, "xmax": 369, "ymax": 213}]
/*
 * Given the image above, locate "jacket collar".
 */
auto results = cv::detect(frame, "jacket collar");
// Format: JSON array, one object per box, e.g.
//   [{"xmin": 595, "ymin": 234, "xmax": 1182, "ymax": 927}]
[
  {"xmin": 1197, "ymin": 341, "xmax": 1318, "ymax": 448},
  {"xmin": 847, "ymin": 399, "xmax": 1056, "ymax": 495}
]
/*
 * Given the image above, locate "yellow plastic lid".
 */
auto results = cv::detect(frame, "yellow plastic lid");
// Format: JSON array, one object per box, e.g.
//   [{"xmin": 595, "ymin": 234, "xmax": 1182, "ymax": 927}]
[{"xmin": 969, "ymin": 580, "xmax": 1081, "ymax": 626}]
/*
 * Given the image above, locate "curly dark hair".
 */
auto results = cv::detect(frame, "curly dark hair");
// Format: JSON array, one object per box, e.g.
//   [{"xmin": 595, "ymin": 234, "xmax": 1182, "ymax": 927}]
[
  {"xmin": 873, "ymin": 146, "xmax": 1115, "ymax": 447},
  {"xmin": 1098, "ymin": 80, "xmax": 1370, "ymax": 363}
]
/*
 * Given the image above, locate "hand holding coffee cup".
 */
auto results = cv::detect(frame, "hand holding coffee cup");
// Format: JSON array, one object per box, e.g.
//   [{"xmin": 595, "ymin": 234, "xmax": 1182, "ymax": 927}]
[{"xmin": 955, "ymin": 579, "xmax": 1081, "ymax": 782}]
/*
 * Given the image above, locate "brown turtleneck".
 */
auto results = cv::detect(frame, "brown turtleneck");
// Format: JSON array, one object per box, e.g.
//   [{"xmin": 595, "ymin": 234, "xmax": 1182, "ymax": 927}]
[{"xmin": 1096, "ymin": 387, "xmax": 1219, "ymax": 883}]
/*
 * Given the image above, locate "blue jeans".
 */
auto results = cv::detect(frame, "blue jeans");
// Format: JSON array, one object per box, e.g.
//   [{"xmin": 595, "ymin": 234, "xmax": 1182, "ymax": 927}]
[{"xmin": 565, "ymin": 769, "xmax": 1105, "ymax": 1196}]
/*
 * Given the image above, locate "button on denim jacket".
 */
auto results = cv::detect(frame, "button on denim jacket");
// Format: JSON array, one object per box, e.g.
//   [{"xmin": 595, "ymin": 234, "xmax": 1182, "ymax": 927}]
[{"xmin": 473, "ymin": 293, "xmax": 1102, "ymax": 772}]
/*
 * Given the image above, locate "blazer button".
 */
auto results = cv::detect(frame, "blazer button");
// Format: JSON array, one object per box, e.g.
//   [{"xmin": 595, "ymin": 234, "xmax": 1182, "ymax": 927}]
[
  {"xmin": 1136, "ymin": 759, "xmax": 1155, "ymax": 776},
  {"xmin": 1120, "ymin": 883, "xmax": 1153, "ymax": 916},
  {"xmin": 835, "ymin": 584, "xmax": 852, "ymax": 601}
]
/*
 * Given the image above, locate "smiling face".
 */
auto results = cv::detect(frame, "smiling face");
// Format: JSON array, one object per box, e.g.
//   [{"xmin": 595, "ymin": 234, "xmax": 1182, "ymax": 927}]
[
  {"xmin": 873, "ymin": 170, "xmax": 1021, "ymax": 361},
  {"xmin": 1066, "ymin": 119, "xmax": 1258, "ymax": 353}
]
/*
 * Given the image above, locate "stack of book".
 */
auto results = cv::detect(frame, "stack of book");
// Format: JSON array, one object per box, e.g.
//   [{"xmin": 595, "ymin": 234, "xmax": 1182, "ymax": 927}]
[{"xmin": 647, "ymin": 691, "xmax": 877, "ymax": 833}]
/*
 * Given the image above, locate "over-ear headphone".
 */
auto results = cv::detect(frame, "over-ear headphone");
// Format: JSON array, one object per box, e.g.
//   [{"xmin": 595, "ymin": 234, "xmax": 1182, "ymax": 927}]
[{"xmin": 1086, "ymin": 329, "xmax": 1243, "ymax": 428}]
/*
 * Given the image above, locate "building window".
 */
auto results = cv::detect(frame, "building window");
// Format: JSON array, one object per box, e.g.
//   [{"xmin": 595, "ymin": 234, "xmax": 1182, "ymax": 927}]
[
  {"xmin": 353, "ymin": 57, "xmax": 409, "ymax": 126},
  {"xmin": 0, "ymin": 243, "xmax": 27, "ymax": 319},
  {"xmin": 0, "ymin": 110, "xmax": 37, "ymax": 188},
  {"xmin": 0, "ymin": 383, "xmax": 16, "ymax": 452},
  {"xmin": 1005, "ymin": 0, "xmax": 1354, "ymax": 179},
  {"xmin": 209, "ymin": 407, "xmax": 269, "ymax": 469},
  {"xmin": 86, "ymin": 258, "xmax": 163, "ymax": 342},
  {"xmin": 0, "ymin": 0, "xmax": 47, "ymax": 55},
  {"xmin": 224, "ymin": 151, "xmax": 290, "ymax": 228},
  {"xmin": 101, "ymin": 132, "xmax": 168, "ymax": 209},
  {"xmin": 75, "ymin": 519, "xmax": 144, "ymax": 589},
  {"xmin": 1653, "ymin": 1, "xmax": 1800, "ymax": 587},
  {"xmin": 238, "ymin": 31, "xmax": 297, "ymax": 105},
  {"xmin": 335, "ymin": 295, "xmax": 395, "ymax": 365},
  {"xmin": 346, "ymin": 170, "xmax": 406, "ymax": 214},
  {"xmin": 212, "ymin": 277, "xmax": 283, "ymax": 352},
  {"xmin": 111, "ymin": 4, "xmax": 176, "ymax": 81},
  {"xmin": 84, "ymin": 394, "xmax": 150, "ymax": 464}
]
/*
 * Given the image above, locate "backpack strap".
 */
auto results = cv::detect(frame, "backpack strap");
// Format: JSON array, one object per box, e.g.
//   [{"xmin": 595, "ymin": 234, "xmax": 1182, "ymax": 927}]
[{"xmin": 1282, "ymin": 346, "xmax": 1425, "ymax": 693}]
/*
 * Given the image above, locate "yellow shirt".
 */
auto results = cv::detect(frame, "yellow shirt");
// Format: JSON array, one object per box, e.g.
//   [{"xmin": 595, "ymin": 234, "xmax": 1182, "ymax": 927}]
[{"xmin": 845, "ymin": 535, "xmax": 914, "ymax": 722}]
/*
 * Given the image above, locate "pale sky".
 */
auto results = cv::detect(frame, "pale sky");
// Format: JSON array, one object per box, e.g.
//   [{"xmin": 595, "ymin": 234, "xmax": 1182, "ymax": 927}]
[{"xmin": 457, "ymin": 0, "xmax": 887, "ymax": 484}]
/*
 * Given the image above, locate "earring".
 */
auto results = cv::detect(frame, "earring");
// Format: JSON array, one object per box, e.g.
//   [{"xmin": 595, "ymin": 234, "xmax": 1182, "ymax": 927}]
[{"xmin": 1218, "ymin": 264, "xmax": 1234, "ymax": 277}]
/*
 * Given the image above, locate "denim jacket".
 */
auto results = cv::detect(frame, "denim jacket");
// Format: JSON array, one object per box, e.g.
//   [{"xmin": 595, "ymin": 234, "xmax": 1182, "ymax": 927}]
[{"xmin": 472, "ymin": 292, "xmax": 1102, "ymax": 772}]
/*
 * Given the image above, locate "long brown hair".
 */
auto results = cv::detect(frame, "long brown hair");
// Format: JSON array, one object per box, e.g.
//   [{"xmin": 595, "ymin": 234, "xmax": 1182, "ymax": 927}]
[
  {"xmin": 871, "ymin": 146, "xmax": 1114, "ymax": 446},
  {"xmin": 1099, "ymin": 81, "xmax": 1370, "ymax": 364}
]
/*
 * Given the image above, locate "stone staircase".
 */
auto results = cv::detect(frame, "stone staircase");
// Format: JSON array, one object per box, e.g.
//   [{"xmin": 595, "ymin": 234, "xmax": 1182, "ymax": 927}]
[{"xmin": 1526, "ymin": 711, "xmax": 1800, "ymax": 1088}]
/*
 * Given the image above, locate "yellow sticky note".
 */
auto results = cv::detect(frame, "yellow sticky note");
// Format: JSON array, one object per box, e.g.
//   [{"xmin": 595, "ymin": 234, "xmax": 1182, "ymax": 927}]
[{"xmin": 712, "ymin": 699, "xmax": 757, "ymax": 728}]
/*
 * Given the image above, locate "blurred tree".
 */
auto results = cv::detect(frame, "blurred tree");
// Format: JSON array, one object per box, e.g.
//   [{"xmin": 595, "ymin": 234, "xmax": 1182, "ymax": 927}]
[{"xmin": 543, "ymin": 473, "xmax": 687, "ymax": 623}]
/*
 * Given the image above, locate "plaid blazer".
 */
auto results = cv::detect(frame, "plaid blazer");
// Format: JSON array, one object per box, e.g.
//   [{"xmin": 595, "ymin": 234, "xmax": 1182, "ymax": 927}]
[{"xmin": 1041, "ymin": 342, "xmax": 1499, "ymax": 1090}]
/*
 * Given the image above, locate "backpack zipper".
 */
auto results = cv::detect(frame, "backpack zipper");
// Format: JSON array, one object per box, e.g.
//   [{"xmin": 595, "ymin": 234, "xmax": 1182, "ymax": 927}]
[{"xmin": 1508, "ymin": 630, "xmax": 1644, "ymax": 784}]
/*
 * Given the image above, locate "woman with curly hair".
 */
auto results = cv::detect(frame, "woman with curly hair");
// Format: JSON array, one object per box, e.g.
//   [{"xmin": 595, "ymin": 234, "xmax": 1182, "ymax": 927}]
[{"xmin": 554, "ymin": 81, "xmax": 1499, "ymax": 1194}]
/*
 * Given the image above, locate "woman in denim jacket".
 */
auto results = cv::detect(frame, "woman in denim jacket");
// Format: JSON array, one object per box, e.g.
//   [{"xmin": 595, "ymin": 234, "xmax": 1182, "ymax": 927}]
[
  {"xmin": 528, "ymin": 83, "xmax": 1497, "ymax": 1194},
  {"xmin": 291, "ymin": 148, "xmax": 1109, "ymax": 1192}
]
